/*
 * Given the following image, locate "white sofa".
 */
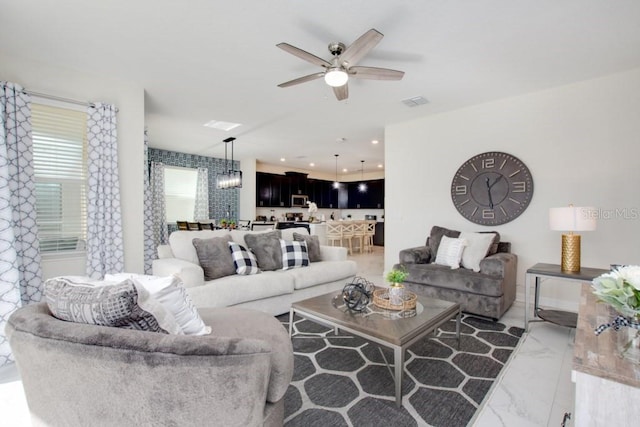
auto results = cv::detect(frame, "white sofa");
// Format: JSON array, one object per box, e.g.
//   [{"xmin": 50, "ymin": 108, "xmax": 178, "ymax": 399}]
[{"xmin": 153, "ymin": 228, "xmax": 358, "ymax": 315}]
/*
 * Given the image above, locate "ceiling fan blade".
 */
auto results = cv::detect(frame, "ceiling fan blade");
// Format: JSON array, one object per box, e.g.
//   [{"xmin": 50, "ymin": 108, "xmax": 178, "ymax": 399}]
[
  {"xmin": 333, "ymin": 84, "xmax": 348, "ymax": 101},
  {"xmin": 277, "ymin": 72, "xmax": 325, "ymax": 88},
  {"xmin": 277, "ymin": 43, "xmax": 331, "ymax": 68},
  {"xmin": 339, "ymin": 29, "xmax": 384, "ymax": 67},
  {"xmin": 349, "ymin": 66, "xmax": 405, "ymax": 80}
]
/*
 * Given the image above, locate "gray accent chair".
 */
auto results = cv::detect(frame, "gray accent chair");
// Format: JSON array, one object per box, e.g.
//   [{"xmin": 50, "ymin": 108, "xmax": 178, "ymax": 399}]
[
  {"xmin": 395, "ymin": 226, "xmax": 517, "ymax": 320},
  {"xmin": 7, "ymin": 303, "xmax": 293, "ymax": 427}
]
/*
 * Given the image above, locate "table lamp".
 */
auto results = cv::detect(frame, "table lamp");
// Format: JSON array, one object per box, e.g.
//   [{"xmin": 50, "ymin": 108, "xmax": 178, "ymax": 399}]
[{"xmin": 549, "ymin": 205, "xmax": 596, "ymax": 272}]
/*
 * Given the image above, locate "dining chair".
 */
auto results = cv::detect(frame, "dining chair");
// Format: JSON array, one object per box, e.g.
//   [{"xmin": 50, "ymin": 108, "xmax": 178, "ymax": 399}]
[
  {"xmin": 326, "ymin": 221, "xmax": 344, "ymax": 248},
  {"xmin": 187, "ymin": 222, "xmax": 200, "ymax": 230},
  {"xmin": 198, "ymin": 222, "xmax": 214, "ymax": 230},
  {"xmin": 176, "ymin": 221, "xmax": 189, "ymax": 230}
]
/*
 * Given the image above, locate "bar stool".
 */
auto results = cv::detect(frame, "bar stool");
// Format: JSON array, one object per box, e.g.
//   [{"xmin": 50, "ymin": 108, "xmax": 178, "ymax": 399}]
[
  {"xmin": 340, "ymin": 222, "xmax": 355, "ymax": 255},
  {"xmin": 326, "ymin": 221, "xmax": 344, "ymax": 248},
  {"xmin": 364, "ymin": 220, "xmax": 375, "ymax": 253},
  {"xmin": 352, "ymin": 221, "xmax": 367, "ymax": 254}
]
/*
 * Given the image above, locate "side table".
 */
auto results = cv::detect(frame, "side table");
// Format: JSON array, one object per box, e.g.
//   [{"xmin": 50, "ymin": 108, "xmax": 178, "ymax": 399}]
[{"xmin": 524, "ymin": 263, "xmax": 608, "ymax": 332}]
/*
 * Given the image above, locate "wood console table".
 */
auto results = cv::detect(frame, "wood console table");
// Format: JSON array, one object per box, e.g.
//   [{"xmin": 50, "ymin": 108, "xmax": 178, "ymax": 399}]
[
  {"xmin": 524, "ymin": 263, "xmax": 608, "ymax": 332},
  {"xmin": 573, "ymin": 283, "xmax": 640, "ymax": 425}
]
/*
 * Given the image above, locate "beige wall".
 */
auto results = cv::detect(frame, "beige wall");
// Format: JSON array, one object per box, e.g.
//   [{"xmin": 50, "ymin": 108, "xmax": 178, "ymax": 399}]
[
  {"xmin": 0, "ymin": 52, "xmax": 146, "ymax": 277},
  {"xmin": 385, "ymin": 68, "xmax": 640, "ymax": 311}
]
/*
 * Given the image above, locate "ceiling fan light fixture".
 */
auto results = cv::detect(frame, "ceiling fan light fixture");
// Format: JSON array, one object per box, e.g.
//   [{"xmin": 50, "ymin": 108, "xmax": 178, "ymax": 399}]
[{"xmin": 324, "ymin": 68, "xmax": 348, "ymax": 87}]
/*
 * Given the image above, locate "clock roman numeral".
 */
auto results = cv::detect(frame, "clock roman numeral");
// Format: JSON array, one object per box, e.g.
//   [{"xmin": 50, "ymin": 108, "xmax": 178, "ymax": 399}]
[{"xmin": 512, "ymin": 182, "xmax": 526, "ymax": 192}]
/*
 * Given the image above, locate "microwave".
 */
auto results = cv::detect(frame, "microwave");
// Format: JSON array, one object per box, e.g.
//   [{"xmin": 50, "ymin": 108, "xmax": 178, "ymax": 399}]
[{"xmin": 291, "ymin": 194, "xmax": 308, "ymax": 207}]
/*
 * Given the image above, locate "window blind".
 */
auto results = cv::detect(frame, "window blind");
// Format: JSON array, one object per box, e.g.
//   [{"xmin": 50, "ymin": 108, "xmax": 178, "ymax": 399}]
[{"xmin": 32, "ymin": 103, "xmax": 87, "ymax": 253}]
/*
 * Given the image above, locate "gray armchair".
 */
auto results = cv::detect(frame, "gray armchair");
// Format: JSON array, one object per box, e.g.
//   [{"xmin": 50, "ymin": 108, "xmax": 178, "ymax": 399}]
[
  {"xmin": 7, "ymin": 303, "xmax": 293, "ymax": 427},
  {"xmin": 395, "ymin": 226, "xmax": 517, "ymax": 320}
]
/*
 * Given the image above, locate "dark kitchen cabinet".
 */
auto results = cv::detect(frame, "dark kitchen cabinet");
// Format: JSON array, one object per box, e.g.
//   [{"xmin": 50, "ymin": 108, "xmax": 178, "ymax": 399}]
[
  {"xmin": 286, "ymin": 172, "xmax": 308, "ymax": 196},
  {"xmin": 256, "ymin": 172, "xmax": 291, "ymax": 207},
  {"xmin": 347, "ymin": 179, "xmax": 384, "ymax": 209}
]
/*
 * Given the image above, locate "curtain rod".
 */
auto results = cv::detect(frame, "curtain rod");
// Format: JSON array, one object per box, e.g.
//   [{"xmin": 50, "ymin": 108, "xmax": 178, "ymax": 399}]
[{"xmin": 24, "ymin": 90, "xmax": 95, "ymax": 108}]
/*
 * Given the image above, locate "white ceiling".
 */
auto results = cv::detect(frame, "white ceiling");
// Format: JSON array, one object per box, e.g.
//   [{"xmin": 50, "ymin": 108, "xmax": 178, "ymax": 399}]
[{"xmin": 2, "ymin": 0, "xmax": 640, "ymax": 174}]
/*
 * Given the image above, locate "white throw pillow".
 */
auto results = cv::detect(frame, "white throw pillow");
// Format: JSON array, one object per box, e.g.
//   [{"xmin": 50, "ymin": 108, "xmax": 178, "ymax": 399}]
[
  {"xmin": 459, "ymin": 232, "xmax": 496, "ymax": 272},
  {"xmin": 434, "ymin": 236, "xmax": 467, "ymax": 269},
  {"xmin": 106, "ymin": 273, "xmax": 211, "ymax": 335}
]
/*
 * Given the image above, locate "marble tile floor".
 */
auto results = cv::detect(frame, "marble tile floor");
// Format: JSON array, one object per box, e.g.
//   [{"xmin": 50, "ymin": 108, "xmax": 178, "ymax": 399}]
[{"xmin": 0, "ymin": 246, "xmax": 577, "ymax": 426}]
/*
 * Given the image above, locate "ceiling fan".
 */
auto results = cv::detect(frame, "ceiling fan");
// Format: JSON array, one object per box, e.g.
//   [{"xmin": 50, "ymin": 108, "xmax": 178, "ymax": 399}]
[{"xmin": 276, "ymin": 28, "xmax": 405, "ymax": 101}]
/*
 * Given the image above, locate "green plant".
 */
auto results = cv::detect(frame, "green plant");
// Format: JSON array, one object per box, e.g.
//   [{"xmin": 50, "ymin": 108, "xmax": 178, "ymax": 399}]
[
  {"xmin": 386, "ymin": 267, "xmax": 408, "ymax": 284},
  {"xmin": 219, "ymin": 219, "xmax": 228, "ymax": 227},
  {"xmin": 592, "ymin": 265, "xmax": 640, "ymax": 319}
]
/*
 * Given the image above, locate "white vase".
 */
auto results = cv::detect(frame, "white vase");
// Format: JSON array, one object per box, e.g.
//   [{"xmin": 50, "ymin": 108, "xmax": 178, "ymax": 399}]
[
  {"xmin": 617, "ymin": 326, "xmax": 640, "ymax": 364},
  {"xmin": 389, "ymin": 284, "xmax": 404, "ymax": 307}
]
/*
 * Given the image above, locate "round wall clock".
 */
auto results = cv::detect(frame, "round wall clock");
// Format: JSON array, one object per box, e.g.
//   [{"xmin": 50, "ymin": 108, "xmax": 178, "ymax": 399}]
[{"xmin": 450, "ymin": 151, "xmax": 534, "ymax": 226}]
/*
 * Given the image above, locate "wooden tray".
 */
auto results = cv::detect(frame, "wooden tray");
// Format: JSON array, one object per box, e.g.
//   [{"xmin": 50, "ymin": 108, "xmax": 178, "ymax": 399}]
[{"xmin": 372, "ymin": 289, "xmax": 417, "ymax": 311}]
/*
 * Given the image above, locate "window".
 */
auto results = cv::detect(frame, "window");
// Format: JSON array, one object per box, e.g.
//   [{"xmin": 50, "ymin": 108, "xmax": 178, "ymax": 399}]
[
  {"xmin": 32, "ymin": 102, "xmax": 87, "ymax": 253},
  {"xmin": 164, "ymin": 166, "xmax": 198, "ymax": 222}
]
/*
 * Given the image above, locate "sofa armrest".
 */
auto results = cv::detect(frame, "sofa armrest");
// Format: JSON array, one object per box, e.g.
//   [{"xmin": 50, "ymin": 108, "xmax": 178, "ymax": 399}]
[
  {"xmin": 479, "ymin": 252, "xmax": 517, "ymax": 278},
  {"xmin": 399, "ymin": 246, "xmax": 432, "ymax": 264},
  {"xmin": 152, "ymin": 258, "xmax": 205, "ymax": 288},
  {"xmin": 319, "ymin": 245, "xmax": 348, "ymax": 261},
  {"xmin": 157, "ymin": 244, "xmax": 173, "ymax": 259}
]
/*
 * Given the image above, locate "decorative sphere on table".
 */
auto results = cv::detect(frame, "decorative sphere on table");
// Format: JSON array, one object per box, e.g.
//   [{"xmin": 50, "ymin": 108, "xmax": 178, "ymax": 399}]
[{"xmin": 342, "ymin": 278, "xmax": 374, "ymax": 312}]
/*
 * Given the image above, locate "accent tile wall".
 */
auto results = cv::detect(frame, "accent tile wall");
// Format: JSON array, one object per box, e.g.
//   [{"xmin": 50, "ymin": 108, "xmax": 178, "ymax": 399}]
[{"xmin": 147, "ymin": 148, "xmax": 240, "ymax": 224}]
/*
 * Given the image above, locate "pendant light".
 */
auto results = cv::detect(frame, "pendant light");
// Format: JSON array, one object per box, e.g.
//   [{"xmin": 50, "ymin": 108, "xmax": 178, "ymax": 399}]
[
  {"xmin": 358, "ymin": 160, "xmax": 367, "ymax": 193},
  {"xmin": 332, "ymin": 154, "xmax": 340, "ymax": 189},
  {"xmin": 216, "ymin": 137, "xmax": 243, "ymax": 189}
]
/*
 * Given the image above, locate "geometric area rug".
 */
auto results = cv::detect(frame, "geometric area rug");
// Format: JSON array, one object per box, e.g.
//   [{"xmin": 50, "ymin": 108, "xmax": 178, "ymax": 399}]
[{"xmin": 277, "ymin": 314, "xmax": 524, "ymax": 427}]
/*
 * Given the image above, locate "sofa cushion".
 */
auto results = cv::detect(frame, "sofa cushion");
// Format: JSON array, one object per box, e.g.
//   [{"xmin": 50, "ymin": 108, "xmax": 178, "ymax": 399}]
[
  {"xmin": 245, "ymin": 230, "xmax": 283, "ymax": 271},
  {"xmin": 230, "ymin": 229, "xmax": 275, "ymax": 247},
  {"xmin": 169, "ymin": 230, "xmax": 230, "ymax": 264},
  {"xmin": 280, "ymin": 226, "xmax": 309, "ymax": 241},
  {"xmin": 428, "ymin": 226, "xmax": 461, "ymax": 258},
  {"xmin": 402, "ymin": 263, "xmax": 505, "ymax": 297},
  {"xmin": 106, "ymin": 273, "xmax": 211, "ymax": 336},
  {"xmin": 193, "ymin": 235, "xmax": 236, "ymax": 281},
  {"xmin": 281, "ymin": 239, "xmax": 310, "ymax": 270},
  {"xmin": 293, "ymin": 232, "xmax": 321, "ymax": 262},
  {"xmin": 287, "ymin": 261, "xmax": 358, "ymax": 290},
  {"xmin": 434, "ymin": 236, "xmax": 467, "ymax": 269},
  {"xmin": 43, "ymin": 277, "xmax": 181, "ymax": 334},
  {"xmin": 187, "ymin": 272, "xmax": 295, "ymax": 308},
  {"xmin": 459, "ymin": 232, "xmax": 496, "ymax": 272},
  {"xmin": 228, "ymin": 241, "xmax": 261, "ymax": 275}
]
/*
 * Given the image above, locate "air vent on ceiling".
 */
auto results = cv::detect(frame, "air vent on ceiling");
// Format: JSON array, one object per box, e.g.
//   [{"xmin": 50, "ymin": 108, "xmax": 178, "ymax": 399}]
[{"xmin": 402, "ymin": 96, "xmax": 429, "ymax": 107}]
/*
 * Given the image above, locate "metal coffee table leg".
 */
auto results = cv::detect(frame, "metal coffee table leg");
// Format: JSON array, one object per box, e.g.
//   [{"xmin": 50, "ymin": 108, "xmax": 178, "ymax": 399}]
[{"xmin": 394, "ymin": 346, "xmax": 404, "ymax": 407}]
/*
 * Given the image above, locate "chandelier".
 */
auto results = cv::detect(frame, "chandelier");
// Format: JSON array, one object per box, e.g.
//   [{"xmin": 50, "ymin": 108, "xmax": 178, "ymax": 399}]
[{"xmin": 216, "ymin": 137, "xmax": 243, "ymax": 189}]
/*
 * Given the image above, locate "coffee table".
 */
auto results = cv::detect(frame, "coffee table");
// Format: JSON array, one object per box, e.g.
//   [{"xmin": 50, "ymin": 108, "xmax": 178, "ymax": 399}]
[{"xmin": 289, "ymin": 289, "xmax": 461, "ymax": 407}]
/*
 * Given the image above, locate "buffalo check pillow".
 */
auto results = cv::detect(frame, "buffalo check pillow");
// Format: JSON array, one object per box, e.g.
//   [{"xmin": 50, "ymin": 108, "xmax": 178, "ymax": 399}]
[
  {"xmin": 228, "ymin": 241, "xmax": 261, "ymax": 275},
  {"xmin": 280, "ymin": 239, "xmax": 310, "ymax": 270}
]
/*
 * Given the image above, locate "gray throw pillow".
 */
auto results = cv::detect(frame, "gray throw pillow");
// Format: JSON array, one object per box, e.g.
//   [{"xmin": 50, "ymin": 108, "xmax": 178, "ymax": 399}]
[
  {"xmin": 192, "ymin": 235, "xmax": 236, "ymax": 280},
  {"xmin": 428, "ymin": 226, "xmax": 461, "ymax": 260},
  {"xmin": 244, "ymin": 230, "xmax": 283, "ymax": 271},
  {"xmin": 293, "ymin": 232, "xmax": 321, "ymax": 262},
  {"xmin": 44, "ymin": 277, "xmax": 173, "ymax": 333}
]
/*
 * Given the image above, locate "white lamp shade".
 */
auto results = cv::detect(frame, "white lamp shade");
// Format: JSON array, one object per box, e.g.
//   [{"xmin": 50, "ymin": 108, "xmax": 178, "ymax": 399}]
[
  {"xmin": 324, "ymin": 69, "xmax": 348, "ymax": 87},
  {"xmin": 549, "ymin": 206, "xmax": 597, "ymax": 231}
]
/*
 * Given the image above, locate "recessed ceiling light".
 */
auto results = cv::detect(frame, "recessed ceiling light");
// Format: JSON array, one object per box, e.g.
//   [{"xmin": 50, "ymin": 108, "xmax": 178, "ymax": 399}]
[
  {"xmin": 377, "ymin": 164, "xmax": 383, "ymax": 168},
  {"xmin": 280, "ymin": 158, "xmax": 286, "ymax": 162},
  {"xmin": 309, "ymin": 163, "xmax": 315, "ymax": 167},
  {"xmin": 342, "ymin": 168, "xmax": 348, "ymax": 172},
  {"xmin": 372, "ymin": 140, "xmax": 379, "ymax": 144},
  {"xmin": 203, "ymin": 120, "xmax": 242, "ymax": 131}
]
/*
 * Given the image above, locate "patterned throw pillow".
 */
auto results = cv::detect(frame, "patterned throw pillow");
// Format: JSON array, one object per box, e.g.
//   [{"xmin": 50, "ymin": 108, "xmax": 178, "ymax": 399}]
[
  {"xmin": 434, "ymin": 236, "xmax": 468, "ymax": 269},
  {"xmin": 280, "ymin": 239, "xmax": 310, "ymax": 270},
  {"xmin": 43, "ymin": 277, "xmax": 181, "ymax": 334},
  {"xmin": 228, "ymin": 242, "xmax": 261, "ymax": 275},
  {"xmin": 106, "ymin": 273, "xmax": 211, "ymax": 335}
]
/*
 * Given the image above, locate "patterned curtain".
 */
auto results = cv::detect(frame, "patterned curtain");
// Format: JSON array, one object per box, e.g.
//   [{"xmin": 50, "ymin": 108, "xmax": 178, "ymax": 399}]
[
  {"xmin": 86, "ymin": 103, "xmax": 124, "ymax": 279},
  {"xmin": 150, "ymin": 161, "xmax": 168, "ymax": 246},
  {"xmin": 193, "ymin": 167, "xmax": 209, "ymax": 221},
  {"xmin": 143, "ymin": 131, "xmax": 155, "ymax": 273},
  {"xmin": 0, "ymin": 81, "xmax": 43, "ymax": 367}
]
